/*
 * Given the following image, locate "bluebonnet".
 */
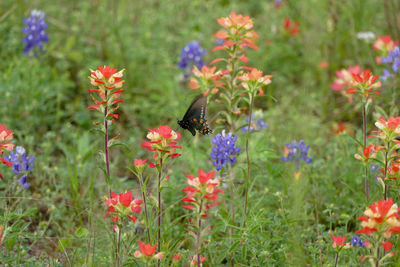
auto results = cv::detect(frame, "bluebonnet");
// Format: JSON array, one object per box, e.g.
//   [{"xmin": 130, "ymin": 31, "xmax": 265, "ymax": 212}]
[
  {"xmin": 241, "ymin": 114, "xmax": 268, "ymax": 132},
  {"xmin": 210, "ymin": 130, "xmax": 241, "ymax": 171},
  {"xmin": 381, "ymin": 69, "xmax": 393, "ymax": 81},
  {"xmin": 22, "ymin": 10, "xmax": 49, "ymax": 56},
  {"xmin": 281, "ymin": 140, "xmax": 312, "ymax": 170},
  {"xmin": 178, "ymin": 41, "xmax": 207, "ymax": 71},
  {"xmin": 381, "ymin": 46, "xmax": 400, "ymax": 77},
  {"xmin": 4, "ymin": 146, "xmax": 35, "ymax": 189},
  {"xmin": 370, "ymin": 163, "xmax": 380, "ymax": 184},
  {"xmin": 351, "ymin": 235, "xmax": 364, "ymax": 247},
  {"xmin": 215, "ymin": 38, "xmax": 225, "ymax": 46}
]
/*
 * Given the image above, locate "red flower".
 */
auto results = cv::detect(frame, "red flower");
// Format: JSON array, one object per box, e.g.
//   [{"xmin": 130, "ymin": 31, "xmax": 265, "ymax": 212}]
[
  {"xmin": 356, "ymin": 198, "xmax": 400, "ymax": 238},
  {"xmin": 373, "ymin": 35, "xmax": 398, "ymax": 54},
  {"xmin": 0, "ymin": 125, "xmax": 15, "ymax": 155},
  {"xmin": 381, "ymin": 241, "xmax": 392, "ymax": 251},
  {"xmin": 141, "ymin": 125, "xmax": 182, "ymax": 158},
  {"xmin": 181, "ymin": 169, "xmax": 224, "ymax": 216},
  {"xmin": 134, "ymin": 159, "xmax": 147, "ymax": 167},
  {"xmin": 98, "ymin": 66, "xmax": 117, "ymax": 79},
  {"xmin": 119, "ymin": 191, "xmax": 133, "ymax": 207},
  {"xmin": 139, "ymin": 241, "xmax": 156, "ymax": 257},
  {"xmin": 330, "ymin": 234, "xmax": 347, "ymax": 248},
  {"xmin": 354, "ymin": 145, "xmax": 376, "ymax": 162},
  {"xmin": 105, "ymin": 191, "xmax": 142, "ymax": 224},
  {"xmin": 173, "ymin": 254, "xmax": 182, "ymax": 261},
  {"xmin": 283, "ymin": 18, "xmax": 300, "ymax": 36},
  {"xmin": 346, "ymin": 69, "xmax": 381, "ymax": 98}
]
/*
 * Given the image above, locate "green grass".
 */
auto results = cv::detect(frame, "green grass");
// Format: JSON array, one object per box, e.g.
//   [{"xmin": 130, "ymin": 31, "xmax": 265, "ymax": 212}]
[{"xmin": 0, "ymin": 0, "xmax": 399, "ymax": 266}]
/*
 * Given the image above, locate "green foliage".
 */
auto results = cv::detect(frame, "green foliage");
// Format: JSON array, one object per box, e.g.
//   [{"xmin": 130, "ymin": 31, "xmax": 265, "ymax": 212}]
[{"xmin": 0, "ymin": 0, "xmax": 399, "ymax": 266}]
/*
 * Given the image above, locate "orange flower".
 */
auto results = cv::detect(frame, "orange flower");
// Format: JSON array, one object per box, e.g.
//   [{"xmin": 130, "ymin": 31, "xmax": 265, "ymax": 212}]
[
  {"xmin": 189, "ymin": 66, "xmax": 225, "ymax": 94},
  {"xmin": 217, "ymin": 12, "xmax": 253, "ymax": 30},
  {"xmin": 346, "ymin": 69, "xmax": 381, "ymax": 98}
]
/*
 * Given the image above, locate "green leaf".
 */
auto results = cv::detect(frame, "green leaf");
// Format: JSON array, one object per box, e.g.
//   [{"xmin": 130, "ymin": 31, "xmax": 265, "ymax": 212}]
[
  {"xmin": 75, "ymin": 227, "xmax": 89, "ymax": 238},
  {"xmin": 5, "ymin": 237, "xmax": 16, "ymax": 252},
  {"xmin": 100, "ymin": 166, "xmax": 111, "ymax": 186},
  {"xmin": 58, "ymin": 238, "xmax": 72, "ymax": 252},
  {"xmin": 375, "ymin": 105, "xmax": 388, "ymax": 119}
]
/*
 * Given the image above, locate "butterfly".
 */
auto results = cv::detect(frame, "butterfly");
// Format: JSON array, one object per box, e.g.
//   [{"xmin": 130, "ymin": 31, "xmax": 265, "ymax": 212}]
[{"xmin": 177, "ymin": 94, "xmax": 213, "ymax": 136}]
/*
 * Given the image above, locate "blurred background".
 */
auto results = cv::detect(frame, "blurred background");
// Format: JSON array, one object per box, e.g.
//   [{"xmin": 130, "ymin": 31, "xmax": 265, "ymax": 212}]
[{"xmin": 1, "ymin": 0, "xmax": 399, "ymax": 265}]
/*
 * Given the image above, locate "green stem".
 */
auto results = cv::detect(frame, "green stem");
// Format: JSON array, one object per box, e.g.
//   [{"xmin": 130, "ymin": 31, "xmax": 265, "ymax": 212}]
[
  {"xmin": 139, "ymin": 173, "xmax": 151, "ymax": 243},
  {"xmin": 244, "ymin": 93, "xmax": 255, "ymax": 224},
  {"xmin": 362, "ymin": 103, "xmax": 369, "ymax": 202},
  {"xmin": 196, "ymin": 199, "xmax": 204, "ymax": 267},
  {"xmin": 157, "ymin": 158, "xmax": 163, "ymax": 267}
]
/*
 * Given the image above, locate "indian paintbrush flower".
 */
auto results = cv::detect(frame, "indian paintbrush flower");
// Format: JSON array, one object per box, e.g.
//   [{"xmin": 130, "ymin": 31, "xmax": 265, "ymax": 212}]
[
  {"xmin": 181, "ymin": 169, "xmax": 224, "ymax": 216},
  {"xmin": 141, "ymin": 125, "xmax": 182, "ymax": 167},
  {"xmin": 331, "ymin": 65, "xmax": 362, "ymax": 92},
  {"xmin": 210, "ymin": 130, "xmax": 241, "ymax": 171},
  {"xmin": 237, "ymin": 67, "xmax": 272, "ymax": 96},
  {"xmin": 212, "ymin": 12, "xmax": 258, "ymax": 53},
  {"xmin": 0, "ymin": 125, "xmax": 15, "ymax": 155},
  {"xmin": 189, "ymin": 65, "xmax": 225, "ymax": 95},
  {"xmin": 282, "ymin": 18, "xmax": 300, "ymax": 36},
  {"xmin": 330, "ymin": 234, "xmax": 350, "ymax": 250},
  {"xmin": 356, "ymin": 198, "xmax": 400, "ymax": 238},
  {"xmin": 355, "ymin": 198, "xmax": 399, "ymax": 265},
  {"xmin": 373, "ymin": 35, "xmax": 398, "ymax": 56},
  {"xmin": 22, "ymin": 10, "xmax": 49, "ymax": 56},
  {"xmin": 345, "ymin": 69, "xmax": 381, "ymax": 99},
  {"xmin": 105, "ymin": 191, "xmax": 143, "ymax": 223},
  {"xmin": 134, "ymin": 241, "xmax": 164, "ymax": 260}
]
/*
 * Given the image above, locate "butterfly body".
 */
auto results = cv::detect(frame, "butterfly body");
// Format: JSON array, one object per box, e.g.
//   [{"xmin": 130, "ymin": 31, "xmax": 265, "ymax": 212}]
[{"xmin": 177, "ymin": 94, "xmax": 212, "ymax": 136}]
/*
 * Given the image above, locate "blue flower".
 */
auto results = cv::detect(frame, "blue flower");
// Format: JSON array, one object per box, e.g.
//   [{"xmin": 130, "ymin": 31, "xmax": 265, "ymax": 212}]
[
  {"xmin": 19, "ymin": 175, "xmax": 30, "ymax": 189},
  {"xmin": 281, "ymin": 140, "xmax": 312, "ymax": 170},
  {"xmin": 215, "ymin": 38, "xmax": 225, "ymax": 46},
  {"xmin": 381, "ymin": 69, "xmax": 393, "ymax": 81},
  {"xmin": 241, "ymin": 114, "xmax": 268, "ymax": 132},
  {"xmin": 3, "ymin": 146, "xmax": 35, "ymax": 189},
  {"xmin": 351, "ymin": 235, "xmax": 364, "ymax": 247},
  {"xmin": 178, "ymin": 41, "xmax": 207, "ymax": 71},
  {"xmin": 210, "ymin": 130, "xmax": 241, "ymax": 171},
  {"xmin": 382, "ymin": 46, "xmax": 400, "ymax": 73},
  {"xmin": 22, "ymin": 10, "xmax": 49, "ymax": 56}
]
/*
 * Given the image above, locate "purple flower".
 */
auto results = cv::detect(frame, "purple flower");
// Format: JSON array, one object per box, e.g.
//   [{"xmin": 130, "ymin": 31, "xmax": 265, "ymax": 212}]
[
  {"xmin": 351, "ymin": 235, "xmax": 364, "ymax": 247},
  {"xmin": 3, "ymin": 146, "xmax": 35, "ymax": 189},
  {"xmin": 22, "ymin": 10, "xmax": 49, "ymax": 56},
  {"xmin": 210, "ymin": 130, "xmax": 241, "ymax": 171},
  {"xmin": 19, "ymin": 175, "xmax": 30, "ymax": 189},
  {"xmin": 178, "ymin": 41, "xmax": 207, "ymax": 71},
  {"xmin": 382, "ymin": 46, "xmax": 400, "ymax": 73},
  {"xmin": 381, "ymin": 69, "xmax": 393, "ymax": 81},
  {"xmin": 241, "ymin": 114, "xmax": 268, "ymax": 132},
  {"xmin": 281, "ymin": 140, "xmax": 312, "ymax": 170},
  {"xmin": 215, "ymin": 38, "xmax": 225, "ymax": 46}
]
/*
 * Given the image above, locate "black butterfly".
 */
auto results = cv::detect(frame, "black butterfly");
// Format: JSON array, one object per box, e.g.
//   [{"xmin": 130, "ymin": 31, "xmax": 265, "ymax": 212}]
[{"xmin": 177, "ymin": 94, "xmax": 213, "ymax": 136}]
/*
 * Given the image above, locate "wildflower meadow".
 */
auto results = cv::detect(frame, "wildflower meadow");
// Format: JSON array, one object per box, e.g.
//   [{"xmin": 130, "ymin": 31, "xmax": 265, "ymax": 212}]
[{"xmin": 1, "ymin": 0, "xmax": 400, "ymax": 266}]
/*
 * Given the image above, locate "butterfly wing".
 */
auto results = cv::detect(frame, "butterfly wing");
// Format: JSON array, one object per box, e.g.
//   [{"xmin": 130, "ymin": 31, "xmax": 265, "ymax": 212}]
[{"xmin": 178, "ymin": 94, "xmax": 212, "ymax": 136}]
